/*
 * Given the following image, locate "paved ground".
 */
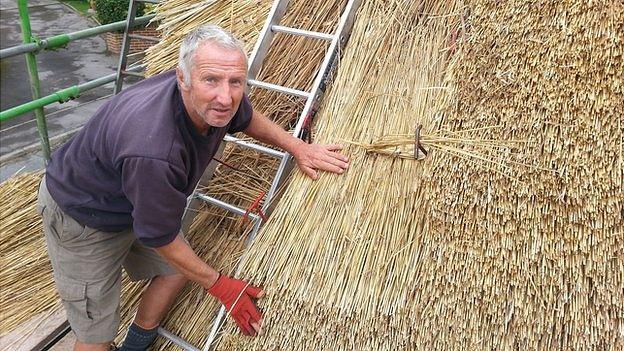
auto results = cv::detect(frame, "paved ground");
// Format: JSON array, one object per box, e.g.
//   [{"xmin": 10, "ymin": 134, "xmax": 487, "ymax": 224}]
[{"xmin": 0, "ymin": 0, "xmax": 123, "ymax": 180}]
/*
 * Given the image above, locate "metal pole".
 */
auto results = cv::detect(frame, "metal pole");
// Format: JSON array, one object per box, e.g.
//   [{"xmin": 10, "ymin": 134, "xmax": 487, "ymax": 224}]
[
  {"xmin": 0, "ymin": 65, "xmax": 144, "ymax": 122},
  {"xmin": 0, "ymin": 15, "xmax": 155, "ymax": 60},
  {"xmin": 17, "ymin": 0, "xmax": 50, "ymax": 162},
  {"xmin": 114, "ymin": 0, "xmax": 140, "ymax": 94}
]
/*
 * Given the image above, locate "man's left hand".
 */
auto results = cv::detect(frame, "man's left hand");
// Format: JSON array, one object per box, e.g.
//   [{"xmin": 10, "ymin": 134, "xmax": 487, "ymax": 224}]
[{"xmin": 292, "ymin": 143, "xmax": 349, "ymax": 180}]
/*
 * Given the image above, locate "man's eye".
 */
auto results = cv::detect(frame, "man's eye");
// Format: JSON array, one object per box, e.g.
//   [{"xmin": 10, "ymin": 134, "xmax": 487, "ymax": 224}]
[
  {"xmin": 231, "ymin": 80, "xmax": 242, "ymax": 86},
  {"xmin": 205, "ymin": 77, "xmax": 217, "ymax": 83}
]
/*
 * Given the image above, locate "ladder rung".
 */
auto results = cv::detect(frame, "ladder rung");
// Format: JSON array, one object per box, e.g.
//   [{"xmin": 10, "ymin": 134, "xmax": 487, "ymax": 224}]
[
  {"xmin": 271, "ymin": 25, "xmax": 334, "ymax": 41},
  {"xmin": 247, "ymin": 79, "xmax": 310, "ymax": 99},
  {"xmin": 157, "ymin": 328, "xmax": 200, "ymax": 351},
  {"xmin": 128, "ymin": 34, "xmax": 160, "ymax": 43},
  {"xmin": 224, "ymin": 135, "xmax": 285, "ymax": 158},
  {"xmin": 195, "ymin": 193, "xmax": 260, "ymax": 221},
  {"xmin": 127, "ymin": 51, "xmax": 146, "ymax": 59},
  {"xmin": 121, "ymin": 70, "xmax": 144, "ymax": 78}
]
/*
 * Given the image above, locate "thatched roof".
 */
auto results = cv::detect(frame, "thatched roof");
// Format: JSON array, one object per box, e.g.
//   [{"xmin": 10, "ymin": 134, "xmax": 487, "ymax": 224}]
[{"xmin": 1, "ymin": 0, "xmax": 621, "ymax": 350}]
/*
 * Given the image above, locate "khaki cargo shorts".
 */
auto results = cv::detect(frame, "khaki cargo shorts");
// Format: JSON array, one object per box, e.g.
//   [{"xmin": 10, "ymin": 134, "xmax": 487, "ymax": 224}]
[{"xmin": 37, "ymin": 176, "xmax": 179, "ymax": 344}]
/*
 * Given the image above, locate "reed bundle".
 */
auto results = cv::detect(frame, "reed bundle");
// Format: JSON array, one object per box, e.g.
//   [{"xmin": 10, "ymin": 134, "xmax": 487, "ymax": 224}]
[
  {"xmin": 0, "ymin": 172, "xmax": 58, "ymax": 336},
  {"xmin": 212, "ymin": 0, "xmax": 623, "ymax": 349},
  {"xmin": 144, "ymin": 0, "xmax": 269, "ymax": 76}
]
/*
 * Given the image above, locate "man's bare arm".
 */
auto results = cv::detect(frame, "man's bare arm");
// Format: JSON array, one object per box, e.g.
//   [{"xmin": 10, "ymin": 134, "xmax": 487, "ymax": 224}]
[
  {"xmin": 243, "ymin": 110, "xmax": 349, "ymax": 179},
  {"xmin": 154, "ymin": 235, "xmax": 219, "ymax": 289}
]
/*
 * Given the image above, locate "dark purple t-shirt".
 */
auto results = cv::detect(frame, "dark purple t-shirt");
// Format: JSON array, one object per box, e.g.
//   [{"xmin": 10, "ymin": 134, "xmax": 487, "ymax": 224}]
[{"xmin": 45, "ymin": 70, "xmax": 252, "ymax": 247}]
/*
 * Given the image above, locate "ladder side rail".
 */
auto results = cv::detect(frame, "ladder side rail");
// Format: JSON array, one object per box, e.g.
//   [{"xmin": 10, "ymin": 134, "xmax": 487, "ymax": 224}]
[
  {"xmin": 291, "ymin": 0, "xmax": 363, "ymax": 139},
  {"xmin": 113, "ymin": 0, "xmax": 139, "ymax": 94},
  {"xmin": 204, "ymin": 306, "xmax": 226, "ymax": 351},
  {"xmin": 246, "ymin": 0, "xmax": 291, "ymax": 80}
]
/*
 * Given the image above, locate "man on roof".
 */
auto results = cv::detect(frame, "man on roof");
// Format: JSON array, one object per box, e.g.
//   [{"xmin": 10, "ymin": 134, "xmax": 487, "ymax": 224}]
[{"xmin": 37, "ymin": 24, "xmax": 349, "ymax": 351}]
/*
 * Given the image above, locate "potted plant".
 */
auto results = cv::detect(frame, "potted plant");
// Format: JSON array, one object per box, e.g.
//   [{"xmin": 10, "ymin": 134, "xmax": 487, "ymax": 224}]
[{"xmin": 95, "ymin": 0, "xmax": 159, "ymax": 54}]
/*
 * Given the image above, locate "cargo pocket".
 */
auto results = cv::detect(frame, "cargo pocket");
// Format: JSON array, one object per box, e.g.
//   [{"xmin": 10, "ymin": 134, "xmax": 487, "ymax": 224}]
[{"xmin": 55, "ymin": 275, "xmax": 93, "ymax": 325}]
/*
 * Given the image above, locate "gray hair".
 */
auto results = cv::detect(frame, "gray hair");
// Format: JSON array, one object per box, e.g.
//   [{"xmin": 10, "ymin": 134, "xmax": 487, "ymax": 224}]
[{"xmin": 178, "ymin": 24, "xmax": 247, "ymax": 85}]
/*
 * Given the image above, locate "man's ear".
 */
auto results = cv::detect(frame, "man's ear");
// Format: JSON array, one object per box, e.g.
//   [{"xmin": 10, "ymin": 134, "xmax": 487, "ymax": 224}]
[{"xmin": 176, "ymin": 68, "xmax": 189, "ymax": 91}]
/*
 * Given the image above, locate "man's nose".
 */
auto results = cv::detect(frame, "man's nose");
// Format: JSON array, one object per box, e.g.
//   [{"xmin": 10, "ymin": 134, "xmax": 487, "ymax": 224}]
[{"xmin": 216, "ymin": 82, "xmax": 233, "ymax": 106}]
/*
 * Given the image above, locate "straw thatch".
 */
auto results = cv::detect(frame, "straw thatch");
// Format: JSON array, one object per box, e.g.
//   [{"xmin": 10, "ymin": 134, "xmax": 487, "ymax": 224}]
[
  {"xmin": 0, "ymin": 172, "xmax": 57, "ymax": 336},
  {"xmin": 212, "ymin": 0, "xmax": 623, "ymax": 349},
  {"xmin": 2, "ymin": 0, "xmax": 622, "ymax": 350}
]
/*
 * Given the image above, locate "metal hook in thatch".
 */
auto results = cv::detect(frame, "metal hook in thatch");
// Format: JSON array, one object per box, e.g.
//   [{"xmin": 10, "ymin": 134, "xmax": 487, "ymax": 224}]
[{"xmin": 415, "ymin": 124, "xmax": 428, "ymax": 160}]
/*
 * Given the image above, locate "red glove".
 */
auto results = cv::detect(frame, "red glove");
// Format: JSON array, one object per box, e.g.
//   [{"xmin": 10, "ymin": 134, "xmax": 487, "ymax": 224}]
[{"xmin": 207, "ymin": 275, "xmax": 263, "ymax": 336}]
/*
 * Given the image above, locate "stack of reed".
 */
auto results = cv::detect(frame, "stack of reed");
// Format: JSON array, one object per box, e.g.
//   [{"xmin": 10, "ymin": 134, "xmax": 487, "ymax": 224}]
[{"xmin": 0, "ymin": 172, "xmax": 58, "ymax": 339}]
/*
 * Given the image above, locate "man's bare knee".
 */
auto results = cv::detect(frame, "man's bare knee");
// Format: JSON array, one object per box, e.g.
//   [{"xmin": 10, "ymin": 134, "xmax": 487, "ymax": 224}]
[{"xmin": 133, "ymin": 273, "xmax": 188, "ymax": 329}]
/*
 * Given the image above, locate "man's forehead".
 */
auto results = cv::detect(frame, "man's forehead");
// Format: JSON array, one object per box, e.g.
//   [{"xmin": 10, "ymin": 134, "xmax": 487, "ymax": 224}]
[
  {"xmin": 194, "ymin": 42, "xmax": 246, "ymax": 63},
  {"xmin": 195, "ymin": 66, "xmax": 247, "ymax": 78}
]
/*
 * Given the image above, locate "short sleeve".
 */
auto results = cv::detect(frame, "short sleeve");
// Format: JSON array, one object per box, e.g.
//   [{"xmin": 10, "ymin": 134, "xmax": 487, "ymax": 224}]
[
  {"xmin": 121, "ymin": 157, "xmax": 188, "ymax": 247},
  {"xmin": 227, "ymin": 94, "xmax": 253, "ymax": 133}
]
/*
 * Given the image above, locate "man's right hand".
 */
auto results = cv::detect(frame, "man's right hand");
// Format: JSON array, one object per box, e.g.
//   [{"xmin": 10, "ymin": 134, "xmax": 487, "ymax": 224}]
[{"xmin": 207, "ymin": 275, "xmax": 264, "ymax": 336}]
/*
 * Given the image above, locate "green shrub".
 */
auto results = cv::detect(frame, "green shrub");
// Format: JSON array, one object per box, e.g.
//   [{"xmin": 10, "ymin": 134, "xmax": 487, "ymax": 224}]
[{"xmin": 94, "ymin": 0, "xmax": 145, "ymax": 25}]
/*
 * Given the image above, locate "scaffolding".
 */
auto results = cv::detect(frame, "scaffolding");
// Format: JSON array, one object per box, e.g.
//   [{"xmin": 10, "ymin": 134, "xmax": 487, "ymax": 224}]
[{"xmin": 0, "ymin": 0, "xmax": 155, "ymax": 162}]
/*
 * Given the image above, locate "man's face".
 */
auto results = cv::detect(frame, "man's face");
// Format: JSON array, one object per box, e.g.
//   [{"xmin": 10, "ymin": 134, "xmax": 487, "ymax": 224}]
[{"xmin": 178, "ymin": 42, "xmax": 247, "ymax": 132}]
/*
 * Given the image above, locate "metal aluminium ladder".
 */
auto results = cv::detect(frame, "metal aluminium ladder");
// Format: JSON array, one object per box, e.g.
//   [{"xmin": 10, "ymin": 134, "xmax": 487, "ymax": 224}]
[
  {"xmin": 113, "ymin": 0, "xmax": 161, "ymax": 94},
  {"xmin": 112, "ymin": 0, "xmax": 362, "ymax": 349}
]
